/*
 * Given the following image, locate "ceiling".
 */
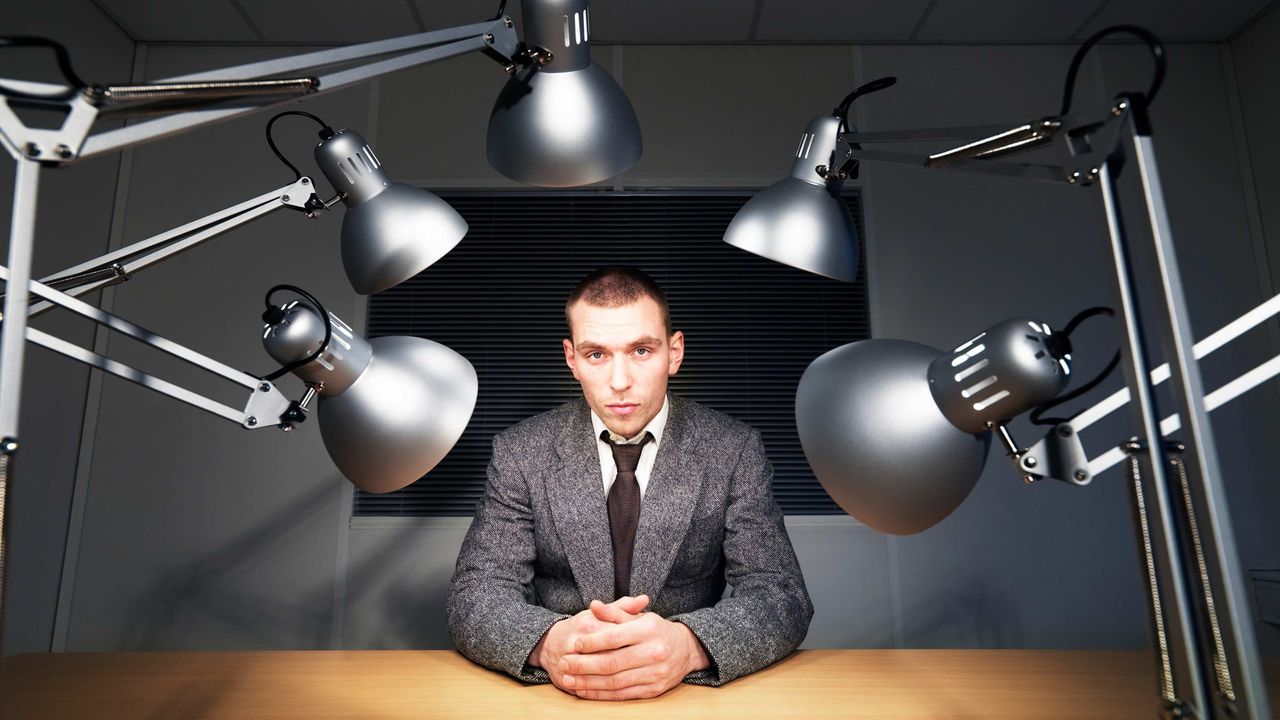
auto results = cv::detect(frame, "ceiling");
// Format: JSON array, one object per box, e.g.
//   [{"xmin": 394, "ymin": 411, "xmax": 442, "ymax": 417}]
[{"xmin": 94, "ymin": 0, "xmax": 1277, "ymax": 45}]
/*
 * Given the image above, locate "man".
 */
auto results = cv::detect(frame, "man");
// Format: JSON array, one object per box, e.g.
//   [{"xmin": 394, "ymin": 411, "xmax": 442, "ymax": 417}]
[{"xmin": 447, "ymin": 266, "xmax": 812, "ymax": 700}]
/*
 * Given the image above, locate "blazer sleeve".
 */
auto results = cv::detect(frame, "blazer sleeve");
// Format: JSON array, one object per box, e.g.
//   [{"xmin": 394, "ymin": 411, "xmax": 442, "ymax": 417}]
[
  {"xmin": 668, "ymin": 427, "xmax": 814, "ymax": 686},
  {"xmin": 446, "ymin": 430, "xmax": 569, "ymax": 683}
]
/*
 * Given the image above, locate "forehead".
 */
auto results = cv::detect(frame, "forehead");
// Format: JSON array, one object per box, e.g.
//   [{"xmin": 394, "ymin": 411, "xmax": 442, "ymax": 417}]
[{"xmin": 569, "ymin": 297, "xmax": 666, "ymax": 346}]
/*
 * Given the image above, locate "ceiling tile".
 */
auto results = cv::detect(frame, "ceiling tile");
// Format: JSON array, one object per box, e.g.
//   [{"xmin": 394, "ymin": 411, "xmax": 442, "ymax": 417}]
[
  {"xmin": 237, "ymin": 0, "xmax": 421, "ymax": 43},
  {"xmin": 917, "ymin": 0, "xmax": 1101, "ymax": 43},
  {"xmin": 410, "ymin": 0, "xmax": 522, "ymax": 31},
  {"xmin": 588, "ymin": 0, "xmax": 755, "ymax": 43},
  {"xmin": 98, "ymin": 0, "xmax": 259, "ymax": 42},
  {"xmin": 1077, "ymin": 0, "xmax": 1275, "ymax": 41},
  {"xmin": 755, "ymin": 0, "xmax": 934, "ymax": 42}
]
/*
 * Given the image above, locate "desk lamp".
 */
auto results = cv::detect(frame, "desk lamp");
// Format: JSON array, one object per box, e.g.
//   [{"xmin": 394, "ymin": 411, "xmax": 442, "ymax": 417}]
[
  {"xmin": 0, "ymin": 0, "xmax": 639, "ymax": 662},
  {"xmin": 725, "ymin": 26, "xmax": 1277, "ymax": 720}
]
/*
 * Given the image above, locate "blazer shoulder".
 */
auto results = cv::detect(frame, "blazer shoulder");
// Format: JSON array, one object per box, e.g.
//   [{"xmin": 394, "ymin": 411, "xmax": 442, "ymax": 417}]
[
  {"xmin": 493, "ymin": 399, "xmax": 582, "ymax": 449},
  {"xmin": 676, "ymin": 396, "xmax": 756, "ymax": 442}
]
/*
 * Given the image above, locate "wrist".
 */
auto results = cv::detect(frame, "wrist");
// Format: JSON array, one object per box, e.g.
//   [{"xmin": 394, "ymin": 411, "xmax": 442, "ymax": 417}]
[
  {"xmin": 529, "ymin": 618, "xmax": 566, "ymax": 669},
  {"xmin": 674, "ymin": 621, "xmax": 711, "ymax": 674}
]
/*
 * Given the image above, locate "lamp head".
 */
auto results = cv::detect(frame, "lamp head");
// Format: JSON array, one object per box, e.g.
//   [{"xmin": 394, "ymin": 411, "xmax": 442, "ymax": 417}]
[
  {"xmin": 486, "ymin": 0, "xmax": 642, "ymax": 187},
  {"xmin": 314, "ymin": 129, "xmax": 467, "ymax": 294},
  {"xmin": 796, "ymin": 318, "xmax": 1071, "ymax": 535},
  {"xmin": 926, "ymin": 317, "xmax": 1072, "ymax": 433},
  {"xmin": 262, "ymin": 300, "xmax": 478, "ymax": 494},
  {"xmin": 723, "ymin": 115, "xmax": 859, "ymax": 282}
]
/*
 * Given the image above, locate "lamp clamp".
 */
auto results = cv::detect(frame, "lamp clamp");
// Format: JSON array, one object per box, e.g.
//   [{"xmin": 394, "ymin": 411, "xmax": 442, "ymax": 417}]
[
  {"xmin": 277, "ymin": 384, "xmax": 320, "ymax": 432},
  {"xmin": 1020, "ymin": 422, "xmax": 1092, "ymax": 486},
  {"xmin": 504, "ymin": 44, "xmax": 555, "ymax": 77},
  {"xmin": 827, "ymin": 131, "xmax": 860, "ymax": 181},
  {"xmin": 279, "ymin": 177, "xmax": 321, "ymax": 213}
]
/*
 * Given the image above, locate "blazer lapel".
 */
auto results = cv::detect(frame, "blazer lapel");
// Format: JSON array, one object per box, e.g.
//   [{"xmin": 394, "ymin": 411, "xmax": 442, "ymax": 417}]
[
  {"xmin": 629, "ymin": 395, "xmax": 707, "ymax": 600},
  {"xmin": 546, "ymin": 398, "xmax": 615, "ymax": 606}
]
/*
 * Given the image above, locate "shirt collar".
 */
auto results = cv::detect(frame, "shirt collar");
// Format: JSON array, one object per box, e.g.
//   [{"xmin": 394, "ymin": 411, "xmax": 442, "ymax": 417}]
[{"xmin": 590, "ymin": 394, "xmax": 669, "ymax": 448}]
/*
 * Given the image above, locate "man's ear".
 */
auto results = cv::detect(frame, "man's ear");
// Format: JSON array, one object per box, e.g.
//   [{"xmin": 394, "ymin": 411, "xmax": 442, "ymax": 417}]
[
  {"xmin": 563, "ymin": 338, "xmax": 582, "ymax": 381},
  {"xmin": 667, "ymin": 330, "xmax": 685, "ymax": 376}
]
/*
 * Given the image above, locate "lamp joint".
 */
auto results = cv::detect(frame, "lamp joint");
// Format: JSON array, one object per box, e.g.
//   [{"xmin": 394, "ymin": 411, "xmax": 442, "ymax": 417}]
[{"xmin": 1021, "ymin": 422, "xmax": 1090, "ymax": 486}]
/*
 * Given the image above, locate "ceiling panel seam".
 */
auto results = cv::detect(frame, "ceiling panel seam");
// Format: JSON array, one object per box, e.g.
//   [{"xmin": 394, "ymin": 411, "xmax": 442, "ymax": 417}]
[
  {"xmin": 747, "ymin": 0, "xmax": 765, "ymax": 42},
  {"xmin": 404, "ymin": 0, "xmax": 427, "ymax": 32},
  {"xmin": 1227, "ymin": 0, "xmax": 1280, "ymax": 42},
  {"xmin": 908, "ymin": 0, "xmax": 940, "ymax": 42},
  {"xmin": 1069, "ymin": 0, "xmax": 1112, "ymax": 40},
  {"xmin": 89, "ymin": 0, "xmax": 139, "ymax": 42},
  {"xmin": 228, "ymin": 0, "xmax": 268, "ymax": 42}
]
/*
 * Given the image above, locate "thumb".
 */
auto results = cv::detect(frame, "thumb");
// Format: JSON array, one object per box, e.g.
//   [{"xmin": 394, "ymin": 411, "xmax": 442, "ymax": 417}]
[
  {"xmin": 612, "ymin": 594, "xmax": 650, "ymax": 616},
  {"xmin": 589, "ymin": 599, "xmax": 633, "ymax": 624},
  {"xmin": 589, "ymin": 595, "xmax": 649, "ymax": 624}
]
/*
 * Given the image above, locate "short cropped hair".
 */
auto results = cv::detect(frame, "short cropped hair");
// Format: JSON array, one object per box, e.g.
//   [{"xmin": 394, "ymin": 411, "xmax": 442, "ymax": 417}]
[{"xmin": 565, "ymin": 266, "xmax": 672, "ymax": 338}]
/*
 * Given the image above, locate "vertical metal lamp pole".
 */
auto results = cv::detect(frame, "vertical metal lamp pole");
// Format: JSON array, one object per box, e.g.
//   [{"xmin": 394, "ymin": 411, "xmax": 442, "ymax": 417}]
[
  {"xmin": 1097, "ymin": 157, "xmax": 1210, "ymax": 718},
  {"xmin": 1123, "ymin": 110, "xmax": 1270, "ymax": 718},
  {"xmin": 0, "ymin": 157, "xmax": 41, "ymax": 666}
]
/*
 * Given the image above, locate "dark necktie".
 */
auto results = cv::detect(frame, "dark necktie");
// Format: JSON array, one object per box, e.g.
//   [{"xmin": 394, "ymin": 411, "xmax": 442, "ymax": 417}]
[{"xmin": 602, "ymin": 429, "xmax": 653, "ymax": 600}]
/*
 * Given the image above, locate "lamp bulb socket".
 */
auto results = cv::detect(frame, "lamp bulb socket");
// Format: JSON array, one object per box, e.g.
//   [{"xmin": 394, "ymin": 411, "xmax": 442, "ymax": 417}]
[{"xmin": 262, "ymin": 305, "xmax": 288, "ymax": 325}]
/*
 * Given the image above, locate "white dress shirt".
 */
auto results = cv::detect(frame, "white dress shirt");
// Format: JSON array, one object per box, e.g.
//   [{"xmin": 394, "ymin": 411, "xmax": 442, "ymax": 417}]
[{"xmin": 590, "ymin": 394, "xmax": 670, "ymax": 499}]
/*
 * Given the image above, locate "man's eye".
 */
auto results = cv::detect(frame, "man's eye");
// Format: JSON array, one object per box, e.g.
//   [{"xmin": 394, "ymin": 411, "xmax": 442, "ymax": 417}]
[
  {"xmin": 589, "ymin": 351, "xmax": 603, "ymax": 360},
  {"xmin": 635, "ymin": 348, "xmax": 650, "ymax": 356}
]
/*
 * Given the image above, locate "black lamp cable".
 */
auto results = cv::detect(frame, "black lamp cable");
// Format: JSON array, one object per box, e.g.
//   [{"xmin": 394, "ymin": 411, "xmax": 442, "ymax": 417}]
[
  {"xmin": 1030, "ymin": 306, "xmax": 1121, "ymax": 426},
  {"xmin": 834, "ymin": 76, "xmax": 897, "ymax": 134},
  {"xmin": 1059, "ymin": 25, "xmax": 1165, "ymax": 117},
  {"xmin": 260, "ymin": 284, "xmax": 334, "ymax": 382},
  {"xmin": 0, "ymin": 36, "xmax": 88, "ymax": 101},
  {"xmin": 490, "ymin": 0, "xmax": 508, "ymax": 21},
  {"xmin": 264, "ymin": 110, "xmax": 335, "ymax": 181}
]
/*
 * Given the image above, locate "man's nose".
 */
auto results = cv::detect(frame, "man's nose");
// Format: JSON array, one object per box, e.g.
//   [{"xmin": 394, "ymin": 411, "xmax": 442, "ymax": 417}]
[{"xmin": 609, "ymin": 357, "xmax": 632, "ymax": 391}]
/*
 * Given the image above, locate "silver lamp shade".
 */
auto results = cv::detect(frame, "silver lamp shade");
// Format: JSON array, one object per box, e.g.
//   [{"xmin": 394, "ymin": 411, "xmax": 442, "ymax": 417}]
[
  {"xmin": 724, "ymin": 115, "xmax": 858, "ymax": 282},
  {"xmin": 487, "ymin": 0, "xmax": 641, "ymax": 187},
  {"xmin": 263, "ymin": 302, "xmax": 478, "ymax": 494},
  {"xmin": 797, "ymin": 339, "xmax": 990, "ymax": 535},
  {"xmin": 315, "ymin": 129, "xmax": 467, "ymax": 295},
  {"xmin": 795, "ymin": 319, "xmax": 1070, "ymax": 535},
  {"xmin": 319, "ymin": 335, "xmax": 477, "ymax": 494}
]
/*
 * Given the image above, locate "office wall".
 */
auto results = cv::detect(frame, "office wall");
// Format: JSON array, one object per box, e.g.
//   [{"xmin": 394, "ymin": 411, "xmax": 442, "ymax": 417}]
[
  {"xmin": 15, "ymin": 34, "xmax": 1275, "ymax": 658},
  {"xmin": 1230, "ymin": 3, "xmax": 1280, "ymax": 657},
  {"xmin": 0, "ymin": 1, "xmax": 134, "ymax": 655}
]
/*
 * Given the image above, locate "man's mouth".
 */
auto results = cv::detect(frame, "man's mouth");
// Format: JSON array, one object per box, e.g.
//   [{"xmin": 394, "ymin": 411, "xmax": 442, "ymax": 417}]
[{"xmin": 607, "ymin": 403, "xmax": 639, "ymax": 416}]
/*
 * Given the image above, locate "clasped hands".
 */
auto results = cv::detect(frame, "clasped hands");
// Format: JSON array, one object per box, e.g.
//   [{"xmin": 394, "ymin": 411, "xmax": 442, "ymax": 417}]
[{"xmin": 528, "ymin": 594, "xmax": 711, "ymax": 700}]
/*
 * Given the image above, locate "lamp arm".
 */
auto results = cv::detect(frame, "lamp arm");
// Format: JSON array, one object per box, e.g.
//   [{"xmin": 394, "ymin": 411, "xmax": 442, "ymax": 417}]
[
  {"xmin": 21, "ymin": 178, "xmax": 317, "ymax": 319},
  {"xmin": 0, "ymin": 17, "xmax": 521, "ymax": 164},
  {"xmin": 0, "ymin": 266, "xmax": 292, "ymax": 429},
  {"xmin": 828, "ymin": 104, "xmax": 1128, "ymax": 187}
]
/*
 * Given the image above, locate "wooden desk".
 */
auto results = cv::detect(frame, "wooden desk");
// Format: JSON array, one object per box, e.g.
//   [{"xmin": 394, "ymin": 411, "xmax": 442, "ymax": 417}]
[{"xmin": 0, "ymin": 648, "xmax": 1258, "ymax": 719}]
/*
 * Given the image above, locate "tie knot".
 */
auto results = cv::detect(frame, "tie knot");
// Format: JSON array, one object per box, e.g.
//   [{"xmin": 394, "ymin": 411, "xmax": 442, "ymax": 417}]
[{"xmin": 601, "ymin": 430, "xmax": 653, "ymax": 473}]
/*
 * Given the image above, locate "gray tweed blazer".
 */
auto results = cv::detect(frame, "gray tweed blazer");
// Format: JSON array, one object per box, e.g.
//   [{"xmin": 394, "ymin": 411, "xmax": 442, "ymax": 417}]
[{"xmin": 446, "ymin": 393, "xmax": 813, "ymax": 686}]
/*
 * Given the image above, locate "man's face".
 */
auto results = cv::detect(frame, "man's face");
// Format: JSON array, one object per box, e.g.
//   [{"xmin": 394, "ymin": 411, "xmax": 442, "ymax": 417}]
[{"xmin": 563, "ymin": 296, "xmax": 684, "ymax": 439}]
